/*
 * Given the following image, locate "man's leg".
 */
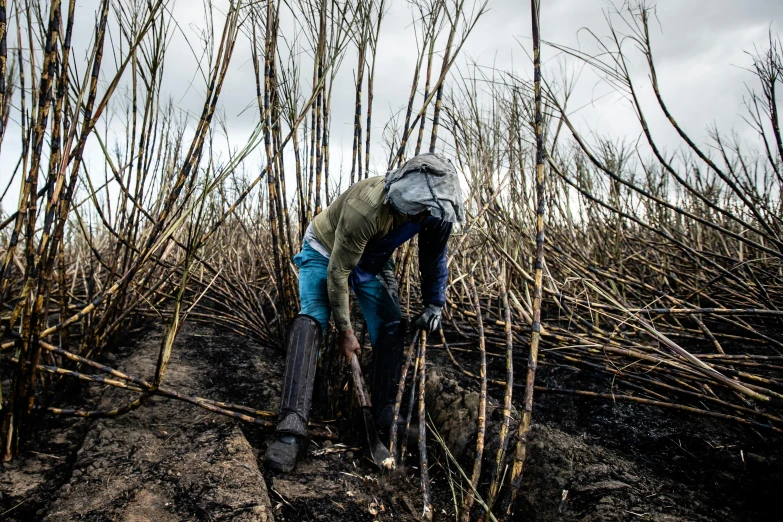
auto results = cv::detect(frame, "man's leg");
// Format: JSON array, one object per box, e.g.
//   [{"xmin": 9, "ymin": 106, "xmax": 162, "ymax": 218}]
[
  {"xmin": 295, "ymin": 242, "xmax": 332, "ymax": 332},
  {"xmin": 265, "ymin": 243, "xmax": 330, "ymax": 472},
  {"xmin": 354, "ymin": 262, "xmax": 405, "ymax": 428}
]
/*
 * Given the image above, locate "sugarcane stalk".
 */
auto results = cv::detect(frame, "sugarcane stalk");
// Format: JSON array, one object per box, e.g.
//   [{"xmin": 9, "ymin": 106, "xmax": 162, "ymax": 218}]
[
  {"xmin": 349, "ymin": 1, "xmax": 368, "ymax": 184},
  {"xmin": 0, "ymin": 0, "xmax": 7, "ymax": 147},
  {"xmin": 389, "ymin": 329, "xmax": 420, "ymax": 461},
  {"xmin": 363, "ymin": 0, "xmax": 384, "ymax": 178},
  {"xmin": 313, "ymin": 0, "xmax": 326, "ymax": 213},
  {"xmin": 485, "ymin": 264, "xmax": 513, "ymax": 516},
  {"xmin": 416, "ymin": 329, "xmax": 433, "ymax": 521},
  {"xmin": 461, "ymin": 274, "xmax": 487, "ymax": 520},
  {"xmin": 428, "ymin": 0, "xmax": 461, "ymax": 153},
  {"xmin": 501, "ymin": 1, "xmax": 544, "ymax": 516}
]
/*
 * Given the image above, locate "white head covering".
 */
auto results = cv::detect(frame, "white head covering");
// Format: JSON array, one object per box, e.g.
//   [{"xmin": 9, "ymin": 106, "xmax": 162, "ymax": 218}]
[{"xmin": 383, "ymin": 153, "xmax": 464, "ymax": 223}]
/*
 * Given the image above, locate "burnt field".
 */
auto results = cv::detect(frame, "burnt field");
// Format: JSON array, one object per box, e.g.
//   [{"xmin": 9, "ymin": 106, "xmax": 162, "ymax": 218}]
[{"xmin": 1, "ymin": 318, "xmax": 780, "ymax": 521}]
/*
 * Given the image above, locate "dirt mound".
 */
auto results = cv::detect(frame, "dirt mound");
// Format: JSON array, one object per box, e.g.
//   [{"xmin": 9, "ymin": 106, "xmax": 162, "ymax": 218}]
[{"xmin": 37, "ymin": 325, "xmax": 273, "ymax": 522}]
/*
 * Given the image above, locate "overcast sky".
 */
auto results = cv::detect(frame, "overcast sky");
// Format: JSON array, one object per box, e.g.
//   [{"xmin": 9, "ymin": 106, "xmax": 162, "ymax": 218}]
[{"xmin": 1, "ymin": 0, "xmax": 781, "ymax": 213}]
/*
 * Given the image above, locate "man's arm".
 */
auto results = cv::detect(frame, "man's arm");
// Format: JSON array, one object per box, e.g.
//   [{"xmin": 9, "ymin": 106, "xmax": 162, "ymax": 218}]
[
  {"xmin": 418, "ymin": 218, "xmax": 453, "ymax": 307},
  {"xmin": 327, "ymin": 198, "xmax": 377, "ymax": 338}
]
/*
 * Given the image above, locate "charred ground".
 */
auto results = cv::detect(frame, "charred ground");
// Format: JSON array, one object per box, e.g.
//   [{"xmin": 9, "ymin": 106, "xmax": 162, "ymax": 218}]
[{"xmin": 1, "ymin": 322, "xmax": 779, "ymax": 521}]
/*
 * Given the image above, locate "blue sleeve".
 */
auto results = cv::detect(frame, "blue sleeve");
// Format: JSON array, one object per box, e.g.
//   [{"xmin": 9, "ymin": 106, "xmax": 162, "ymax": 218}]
[{"xmin": 418, "ymin": 217, "xmax": 452, "ymax": 307}]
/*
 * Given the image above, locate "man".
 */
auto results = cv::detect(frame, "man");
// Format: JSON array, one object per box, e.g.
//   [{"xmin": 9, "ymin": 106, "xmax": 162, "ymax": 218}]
[{"xmin": 264, "ymin": 152, "xmax": 464, "ymax": 473}]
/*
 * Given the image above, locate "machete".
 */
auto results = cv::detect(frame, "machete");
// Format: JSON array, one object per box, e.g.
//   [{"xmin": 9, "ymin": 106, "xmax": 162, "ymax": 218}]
[{"xmin": 349, "ymin": 353, "xmax": 395, "ymax": 470}]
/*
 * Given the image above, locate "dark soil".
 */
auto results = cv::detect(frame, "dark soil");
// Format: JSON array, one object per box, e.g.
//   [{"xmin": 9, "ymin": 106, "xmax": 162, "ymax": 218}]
[
  {"xmin": 0, "ymin": 324, "xmax": 423, "ymax": 522},
  {"xmin": 197, "ymin": 324, "xmax": 425, "ymax": 522},
  {"xmin": 0, "ymin": 395, "xmax": 94, "ymax": 520},
  {"xmin": 1, "ymin": 321, "xmax": 780, "ymax": 521},
  {"xmin": 427, "ymin": 342, "xmax": 782, "ymax": 521}
]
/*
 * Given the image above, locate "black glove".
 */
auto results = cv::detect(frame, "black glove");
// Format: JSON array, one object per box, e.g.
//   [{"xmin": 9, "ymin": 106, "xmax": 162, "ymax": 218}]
[{"xmin": 412, "ymin": 304, "xmax": 442, "ymax": 334}]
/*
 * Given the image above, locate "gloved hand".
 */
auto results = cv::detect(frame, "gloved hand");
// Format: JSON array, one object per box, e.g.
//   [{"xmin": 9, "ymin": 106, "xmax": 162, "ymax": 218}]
[{"xmin": 412, "ymin": 304, "xmax": 442, "ymax": 334}]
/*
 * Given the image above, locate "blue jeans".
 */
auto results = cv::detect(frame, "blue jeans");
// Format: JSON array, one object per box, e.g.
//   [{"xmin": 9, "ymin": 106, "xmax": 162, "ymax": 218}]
[{"xmin": 294, "ymin": 242, "xmax": 401, "ymax": 347}]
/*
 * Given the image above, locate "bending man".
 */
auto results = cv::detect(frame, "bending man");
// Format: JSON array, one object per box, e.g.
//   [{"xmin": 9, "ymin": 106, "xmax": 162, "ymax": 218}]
[{"xmin": 265, "ymin": 152, "xmax": 464, "ymax": 473}]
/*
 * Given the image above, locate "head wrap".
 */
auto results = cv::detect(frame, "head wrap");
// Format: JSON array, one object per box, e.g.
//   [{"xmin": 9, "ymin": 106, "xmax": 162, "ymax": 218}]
[{"xmin": 383, "ymin": 152, "xmax": 464, "ymax": 223}]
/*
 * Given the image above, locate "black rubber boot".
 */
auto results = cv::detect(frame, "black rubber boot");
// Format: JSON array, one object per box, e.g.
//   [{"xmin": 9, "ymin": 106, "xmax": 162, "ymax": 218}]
[
  {"xmin": 370, "ymin": 319, "xmax": 406, "ymax": 429},
  {"xmin": 264, "ymin": 314, "xmax": 322, "ymax": 473},
  {"xmin": 264, "ymin": 435, "xmax": 304, "ymax": 473}
]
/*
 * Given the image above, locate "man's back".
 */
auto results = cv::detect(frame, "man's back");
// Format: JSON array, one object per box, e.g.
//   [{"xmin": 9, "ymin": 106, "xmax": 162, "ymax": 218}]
[{"xmin": 311, "ymin": 177, "xmax": 405, "ymax": 255}]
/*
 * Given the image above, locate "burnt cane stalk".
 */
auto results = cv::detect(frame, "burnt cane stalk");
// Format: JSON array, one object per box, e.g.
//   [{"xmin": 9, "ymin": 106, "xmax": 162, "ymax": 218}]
[
  {"xmin": 349, "ymin": 1, "xmax": 368, "ymax": 184},
  {"xmin": 260, "ymin": 5, "xmax": 288, "ymax": 325},
  {"xmin": 8, "ymin": 0, "xmax": 63, "ymax": 456},
  {"xmin": 417, "ymin": 329, "xmax": 433, "ymax": 521},
  {"xmin": 485, "ymin": 263, "xmax": 514, "ymax": 517},
  {"xmin": 364, "ymin": 0, "xmax": 384, "ymax": 177},
  {"xmin": 0, "ymin": 0, "xmax": 6, "ymax": 145},
  {"xmin": 501, "ymin": 0, "xmax": 544, "ymax": 517},
  {"xmin": 428, "ymin": 0, "xmax": 461, "ymax": 153},
  {"xmin": 461, "ymin": 274, "xmax": 487, "ymax": 520},
  {"xmin": 314, "ymin": 1, "xmax": 326, "ymax": 214}
]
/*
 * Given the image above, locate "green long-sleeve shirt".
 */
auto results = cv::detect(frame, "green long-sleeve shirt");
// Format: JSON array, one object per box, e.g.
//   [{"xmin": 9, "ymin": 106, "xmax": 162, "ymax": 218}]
[{"xmin": 310, "ymin": 177, "xmax": 407, "ymax": 332}]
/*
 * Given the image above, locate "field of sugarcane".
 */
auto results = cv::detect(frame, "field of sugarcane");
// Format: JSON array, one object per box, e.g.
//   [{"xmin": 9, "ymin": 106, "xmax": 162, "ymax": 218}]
[{"xmin": 0, "ymin": 0, "xmax": 782, "ymax": 520}]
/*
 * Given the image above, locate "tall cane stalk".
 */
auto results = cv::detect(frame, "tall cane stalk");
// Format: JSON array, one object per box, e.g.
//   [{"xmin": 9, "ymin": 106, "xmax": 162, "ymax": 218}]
[{"xmin": 501, "ymin": 0, "xmax": 544, "ymax": 517}]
